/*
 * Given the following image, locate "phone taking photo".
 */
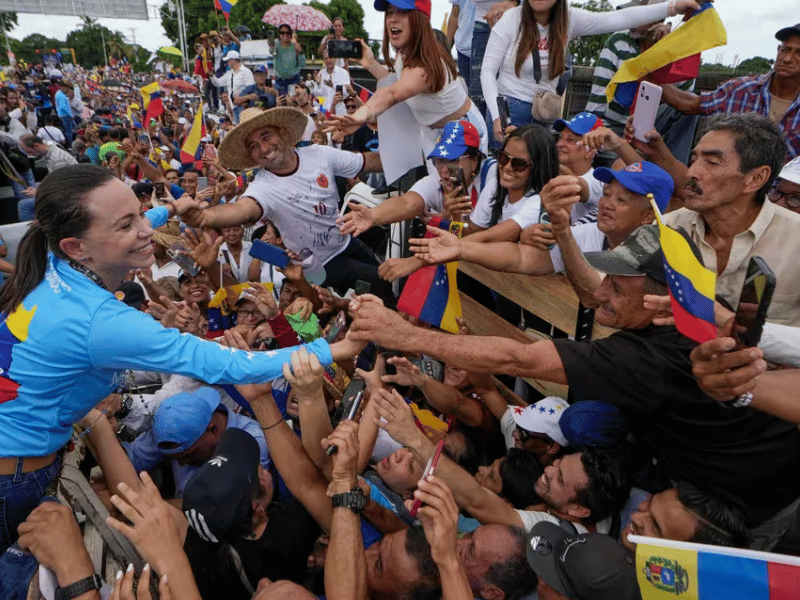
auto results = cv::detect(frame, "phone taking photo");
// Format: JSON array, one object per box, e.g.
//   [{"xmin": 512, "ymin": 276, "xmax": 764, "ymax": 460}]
[
  {"xmin": 733, "ymin": 256, "xmax": 776, "ymax": 347},
  {"xmin": 497, "ymin": 96, "xmax": 510, "ymax": 132},
  {"xmin": 448, "ymin": 166, "xmax": 468, "ymax": 195},
  {"xmin": 409, "ymin": 439, "xmax": 446, "ymax": 517},
  {"xmin": 327, "ymin": 39, "xmax": 363, "ymax": 59}
]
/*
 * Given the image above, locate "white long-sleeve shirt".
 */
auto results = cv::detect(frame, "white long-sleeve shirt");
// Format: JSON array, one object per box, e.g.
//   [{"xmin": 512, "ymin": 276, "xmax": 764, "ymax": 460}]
[{"xmin": 481, "ymin": 3, "xmax": 672, "ymax": 121}]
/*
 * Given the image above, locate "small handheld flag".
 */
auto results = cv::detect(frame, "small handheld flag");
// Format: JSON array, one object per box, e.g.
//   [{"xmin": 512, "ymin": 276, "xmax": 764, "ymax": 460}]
[
  {"xmin": 180, "ymin": 109, "xmax": 206, "ymax": 166},
  {"xmin": 649, "ymin": 195, "xmax": 717, "ymax": 343},
  {"xmin": 140, "ymin": 82, "xmax": 163, "ymax": 127},
  {"xmin": 214, "ymin": 0, "xmax": 238, "ymax": 21}
]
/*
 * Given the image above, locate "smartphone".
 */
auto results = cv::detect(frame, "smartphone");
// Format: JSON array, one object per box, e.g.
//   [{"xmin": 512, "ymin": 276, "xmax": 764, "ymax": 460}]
[
  {"xmin": 197, "ymin": 176, "xmax": 208, "ymax": 192},
  {"xmin": 497, "ymin": 95, "xmax": 510, "ymax": 132},
  {"xmin": 448, "ymin": 166, "xmax": 468, "ymax": 195},
  {"xmin": 203, "ymin": 143, "xmax": 217, "ymax": 160},
  {"xmin": 288, "ymin": 86, "xmax": 296, "ymax": 98},
  {"xmin": 632, "ymin": 81, "xmax": 662, "ymax": 143},
  {"xmin": 295, "ymin": 248, "xmax": 313, "ymax": 262},
  {"xmin": 326, "ymin": 310, "xmax": 347, "ymax": 343},
  {"xmin": 266, "ymin": 77, "xmax": 273, "ymax": 88},
  {"xmin": 733, "ymin": 256, "xmax": 776, "ymax": 347},
  {"xmin": 328, "ymin": 379, "xmax": 368, "ymax": 440},
  {"xmin": 354, "ymin": 279, "xmax": 371, "ymax": 296},
  {"xmin": 166, "ymin": 243, "xmax": 200, "ymax": 276},
  {"xmin": 328, "ymin": 39, "xmax": 363, "ymax": 59},
  {"xmin": 335, "ymin": 84, "xmax": 344, "ymax": 95},
  {"xmin": 249, "ymin": 239, "xmax": 290, "ymax": 269},
  {"xmin": 409, "ymin": 439, "xmax": 446, "ymax": 517}
]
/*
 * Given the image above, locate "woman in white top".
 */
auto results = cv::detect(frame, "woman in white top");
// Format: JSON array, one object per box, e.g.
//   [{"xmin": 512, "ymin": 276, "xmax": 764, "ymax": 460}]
[
  {"xmin": 318, "ymin": 17, "xmax": 350, "ymax": 70},
  {"xmin": 481, "ymin": 0, "xmax": 701, "ymax": 143},
  {"xmin": 325, "ymin": 0, "xmax": 488, "ymax": 167}
]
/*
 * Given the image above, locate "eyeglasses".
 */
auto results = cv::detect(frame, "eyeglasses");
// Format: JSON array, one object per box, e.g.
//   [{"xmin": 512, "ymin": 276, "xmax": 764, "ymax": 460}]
[
  {"xmin": 345, "ymin": 104, "xmax": 357, "ymax": 110},
  {"xmin": 495, "ymin": 150, "xmax": 532, "ymax": 172},
  {"xmin": 238, "ymin": 309, "xmax": 262, "ymax": 318},
  {"xmin": 768, "ymin": 186, "xmax": 800, "ymax": 209},
  {"xmin": 279, "ymin": 30, "xmax": 291, "ymax": 35}
]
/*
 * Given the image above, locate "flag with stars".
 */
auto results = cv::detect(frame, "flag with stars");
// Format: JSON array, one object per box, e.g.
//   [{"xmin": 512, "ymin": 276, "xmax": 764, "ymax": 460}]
[
  {"xmin": 397, "ymin": 216, "xmax": 462, "ymax": 333},
  {"xmin": 650, "ymin": 197, "xmax": 716, "ymax": 344}
]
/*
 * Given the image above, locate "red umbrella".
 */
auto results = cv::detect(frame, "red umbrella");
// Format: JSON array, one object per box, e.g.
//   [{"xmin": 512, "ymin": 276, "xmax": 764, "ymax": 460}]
[
  {"xmin": 262, "ymin": 4, "xmax": 332, "ymax": 32},
  {"xmin": 159, "ymin": 78, "xmax": 200, "ymax": 94}
]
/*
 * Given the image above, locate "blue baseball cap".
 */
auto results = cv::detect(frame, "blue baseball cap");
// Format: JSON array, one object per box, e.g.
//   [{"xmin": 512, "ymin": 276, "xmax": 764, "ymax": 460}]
[
  {"xmin": 374, "ymin": 0, "xmax": 431, "ymax": 18},
  {"xmin": 427, "ymin": 120, "xmax": 482, "ymax": 161},
  {"xmin": 593, "ymin": 161, "xmax": 674, "ymax": 213},
  {"xmin": 153, "ymin": 387, "xmax": 222, "ymax": 454},
  {"xmin": 553, "ymin": 111, "xmax": 603, "ymax": 135},
  {"xmin": 558, "ymin": 401, "xmax": 630, "ymax": 450},
  {"xmin": 254, "ymin": 65, "xmax": 267, "ymax": 74}
]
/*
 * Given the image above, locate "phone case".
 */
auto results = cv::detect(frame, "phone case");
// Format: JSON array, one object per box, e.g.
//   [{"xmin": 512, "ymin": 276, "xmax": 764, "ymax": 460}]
[
  {"xmin": 632, "ymin": 82, "xmax": 663, "ymax": 142},
  {"xmin": 249, "ymin": 239, "xmax": 290, "ymax": 269},
  {"xmin": 497, "ymin": 96, "xmax": 510, "ymax": 131}
]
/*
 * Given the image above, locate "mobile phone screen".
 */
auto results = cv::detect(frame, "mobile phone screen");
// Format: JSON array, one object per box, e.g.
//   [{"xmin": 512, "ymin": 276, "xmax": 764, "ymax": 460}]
[
  {"xmin": 733, "ymin": 257, "xmax": 776, "ymax": 347},
  {"xmin": 409, "ymin": 439, "xmax": 446, "ymax": 517}
]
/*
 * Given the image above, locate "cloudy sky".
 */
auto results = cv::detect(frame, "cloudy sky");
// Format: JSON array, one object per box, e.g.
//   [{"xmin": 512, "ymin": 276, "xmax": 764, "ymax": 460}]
[{"xmin": 7, "ymin": 0, "xmax": 799, "ymax": 67}]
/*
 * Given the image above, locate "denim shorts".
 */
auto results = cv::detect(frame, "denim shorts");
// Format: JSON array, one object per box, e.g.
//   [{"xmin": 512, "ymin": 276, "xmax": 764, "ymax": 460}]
[{"xmin": 0, "ymin": 457, "xmax": 62, "ymax": 554}]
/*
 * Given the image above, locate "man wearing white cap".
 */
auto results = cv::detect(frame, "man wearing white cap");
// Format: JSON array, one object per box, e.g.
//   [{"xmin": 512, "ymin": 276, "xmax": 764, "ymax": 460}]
[
  {"xmin": 768, "ymin": 156, "xmax": 800, "ymax": 214},
  {"xmin": 501, "ymin": 398, "xmax": 569, "ymax": 467},
  {"xmin": 222, "ymin": 50, "xmax": 254, "ymax": 124}
]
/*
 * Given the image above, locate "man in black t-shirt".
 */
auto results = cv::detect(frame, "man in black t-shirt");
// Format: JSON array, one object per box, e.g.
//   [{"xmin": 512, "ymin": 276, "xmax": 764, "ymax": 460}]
[{"xmin": 350, "ymin": 224, "xmax": 800, "ymax": 535}]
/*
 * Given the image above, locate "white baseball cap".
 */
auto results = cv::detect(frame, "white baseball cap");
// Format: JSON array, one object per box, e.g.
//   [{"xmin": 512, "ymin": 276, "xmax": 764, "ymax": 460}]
[
  {"xmin": 509, "ymin": 397, "xmax": 569, "ymax": 446},
  {"xmin": 778, "ymin": 156, "xmax": 800, "ymax": 186},
  {"xmin": 223, "ymin": 50, "xmax": 241, "ymax": 61}
]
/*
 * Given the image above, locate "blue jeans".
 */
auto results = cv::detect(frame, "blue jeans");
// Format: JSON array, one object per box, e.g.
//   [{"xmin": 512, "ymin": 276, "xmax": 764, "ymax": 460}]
[
  {"xmin": 59, "ymin": 114, "xmax": 74, "ymax": 146},
  {"xmin": 204, "ymin": 79, "xmax": 219, "ymax": 111},
  {"xmin": 469, "ymin": 21, "xmax": 490, "ymax": 103},
  {"xmin": 457, "ymin": 51, "xmax": 471, "ymax": 90},
  {"xmin": 275, "ymin": 74, "xmax": 301, "ymax": 97},
  {"xmin": 11, "ymin": 169, "xmax": 36, "ymax": 222},
  {"xmin": 0, "ymin": 457, "xmax": 61, "ymax": 553}
]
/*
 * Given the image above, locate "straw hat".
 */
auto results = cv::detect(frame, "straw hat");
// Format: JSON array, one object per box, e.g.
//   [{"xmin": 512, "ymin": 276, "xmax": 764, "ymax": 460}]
[
  {"xmin": 152, "ymin": 219, "xmax": 183, "ymax": 248},
  {"xmin": 218, "ymin": 107, "xmax": 309, "ymax": 171}
]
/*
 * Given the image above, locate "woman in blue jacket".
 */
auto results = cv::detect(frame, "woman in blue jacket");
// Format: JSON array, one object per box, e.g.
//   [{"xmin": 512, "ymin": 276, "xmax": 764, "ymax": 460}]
[{"xmin": 0, "ymin": 164, "xmax": 361, "ymax": 551}]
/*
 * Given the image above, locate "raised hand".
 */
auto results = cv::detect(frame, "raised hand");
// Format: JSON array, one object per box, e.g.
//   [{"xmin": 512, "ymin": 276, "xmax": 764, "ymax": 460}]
[
  {"xmin": 408, "ymin": 225, "xmax": 462, "ymax": 264},
  {"xmin": 371, "ymin": 387, "xmax": 419, "ymax": 446},
  {"xmin": 336, "ymin": 202, "xmax": 374, "ymax": 237},
  {"xmin": 383, "ymin": 356, "xmax": 427, "ymax": 388},
  {"xmin": 407, "ymin": 475, "xmax": 460, "ymax": 565},
  {"xmin": 282, "ymin": 348, "xmax": 325, "ymax": 400},
  {"xmin": 182, "ymin": 227, "xmax": 223, "ymax": 271},
  {"xmin": 378, "ymin": 257, "xmax": 423, "ymax": 282},
  {"xmin": 519, "ymin": 223, "xmax": 556, "ymax": 251}
]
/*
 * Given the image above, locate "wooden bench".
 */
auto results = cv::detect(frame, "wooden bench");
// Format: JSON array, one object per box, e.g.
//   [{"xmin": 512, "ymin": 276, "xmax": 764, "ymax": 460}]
[{"xmin": 457, "ymin": 262, "xmax": 617, "ymax": 399}]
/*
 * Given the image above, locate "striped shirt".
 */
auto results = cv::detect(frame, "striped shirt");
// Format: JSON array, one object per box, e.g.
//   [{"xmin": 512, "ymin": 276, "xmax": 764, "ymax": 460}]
[
  {"xmin": 698, "ymin": 71, "xmax": 800, "ymax": 163},
  {"xmin": 585, "ymin": 31, "xmax": 694, "ymax": 132}
]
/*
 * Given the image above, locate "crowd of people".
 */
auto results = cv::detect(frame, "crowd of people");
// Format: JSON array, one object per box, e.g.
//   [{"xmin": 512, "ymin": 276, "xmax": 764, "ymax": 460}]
[{"xmin": 0, "ymin": 0, "xmax": 799, "ymax": 599}]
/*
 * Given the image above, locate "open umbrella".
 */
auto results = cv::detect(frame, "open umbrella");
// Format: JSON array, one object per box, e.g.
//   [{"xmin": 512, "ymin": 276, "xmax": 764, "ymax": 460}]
[
  {"xmin": 158, "ymin": 46, "xmax": 183, "ymax": 57},
  {"xmin": 159, "ymin": 78, "xmax": 200, "ymax": 94},
  {"xmin": 262, "ymin": 5, "xmax": 331, "ymax": 32},
  {"xmin": 233, "ymin": 24, "xmax": 251, "ymax": 34}
]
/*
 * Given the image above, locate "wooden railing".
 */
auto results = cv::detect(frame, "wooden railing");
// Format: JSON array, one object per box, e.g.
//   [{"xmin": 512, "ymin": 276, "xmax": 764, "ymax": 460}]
[{"xmin": 457, "ymin": 262, "xmax": 616, "ymax": 399}]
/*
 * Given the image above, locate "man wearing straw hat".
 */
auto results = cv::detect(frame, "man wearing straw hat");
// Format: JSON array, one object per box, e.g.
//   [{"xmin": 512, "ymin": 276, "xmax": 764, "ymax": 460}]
[{"xmin": 177, "ymin": 106, "xmax": 390, "ymax": 300}]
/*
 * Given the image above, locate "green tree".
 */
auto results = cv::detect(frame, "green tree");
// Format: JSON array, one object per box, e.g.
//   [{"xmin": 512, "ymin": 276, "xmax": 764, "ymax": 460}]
[
  {"xmin": 0, "ymin": 12, "xmax": 18, "ymax": 33},
  {"xmin": 569, "ymin": 0, "xmax": 613, "ymax": 67},
  {"xmin": 327, "ymin": 0, "xmax": 369, "ymax": 41},
  {"xmin": 736, "ymin": 56, "xmax": 773, "ymax": 74},
  {"xmin": 161, "ymin": 0, "xmax": 283, "ymax": 48},
  {"xmin": 14, "ymin": 33, "xmax": 63, "ymax": 64}
]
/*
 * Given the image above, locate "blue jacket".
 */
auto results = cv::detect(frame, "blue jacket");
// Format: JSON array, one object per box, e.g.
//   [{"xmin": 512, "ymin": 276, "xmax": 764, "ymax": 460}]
[{"xmin": 0, "ymin": 208, "xmax": 333, "ymax": 457}]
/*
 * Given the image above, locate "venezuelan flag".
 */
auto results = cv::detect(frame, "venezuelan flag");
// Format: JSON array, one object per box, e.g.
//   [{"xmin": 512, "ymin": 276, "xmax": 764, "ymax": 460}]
[
  {"xmin": 354, "ymin": 82, "xmax": 373, "ymax": 104},
  {"xmin": 397, "ymin": 217, "xmax": 463, "ymax": 333},
  {"xmin": 632, "ymin": 535, "xmax": 800, "ymax": 600},
  {"xmin": 650, "ymin": 197, "xmax": 716, "ymax": 344},
  {"xmin": 140, "ymin": 81, "xmax": 163, "ymax": 126},
  {"xmin": 180, "ymin": 109, "xmax": 206, "ymax": 165},
  {"xmin": 606, "ymin": 3, "xmax": 727, "ymax": 107},
  {"xmin": 214, "ymin": 0, "xmax": 238, "ymax": 21}
]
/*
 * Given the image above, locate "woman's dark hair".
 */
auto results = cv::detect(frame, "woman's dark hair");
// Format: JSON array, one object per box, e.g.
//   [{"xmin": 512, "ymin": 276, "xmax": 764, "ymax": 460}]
[
  {"xmin": 516, "ymin": 0, "xmax": 569, "ymax": 79},
  {"xmin": 500, "ymin": 448, "xmax": 544, "ymax": 509},
  {"xmin": 104, "ymin": 150, "xmax": 119, "ymax": 164},
  {"xmin": 489, "ymin": 125, "xmax": 559, "ymax": 227},
  {"xmin": 0, "ymin": 165, "xmax": 115, "ymax": 315},
  {"xmin": 382, "ymin": 10, "xmax": 457, "ymax": 93}
]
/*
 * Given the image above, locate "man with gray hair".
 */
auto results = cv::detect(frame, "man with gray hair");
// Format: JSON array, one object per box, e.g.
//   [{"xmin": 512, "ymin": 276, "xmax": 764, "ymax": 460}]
[
  {"xmin": 19, "ymin": 133, "xmax": 77, "ymax": 174},
  {"xmin": 661, "ymin": 113, "xmax": 800, "ymax": 326}
]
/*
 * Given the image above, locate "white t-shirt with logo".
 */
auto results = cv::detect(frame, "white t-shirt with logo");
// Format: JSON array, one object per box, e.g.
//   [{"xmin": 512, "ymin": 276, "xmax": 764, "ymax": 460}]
[{"xmin": 243, "ymin": 145, "xmax": 364, "ymax": 265}]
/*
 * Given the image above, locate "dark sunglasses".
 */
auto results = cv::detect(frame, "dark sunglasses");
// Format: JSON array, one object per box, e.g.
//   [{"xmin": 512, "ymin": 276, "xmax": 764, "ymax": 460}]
[
  {"xmin": 496, "ymin": 150, "xmax": 532, "ymax": 172},
  {"xmin": 279, "ymin": 30, "xmax": 291, "ymax": 35},
  {"xmin": 768, "ymin": 186, "xmax": 800, "ymax": 209},
  {"xmin": 345, "ymin": 104, "xmax": 357, "ymax": 110}
]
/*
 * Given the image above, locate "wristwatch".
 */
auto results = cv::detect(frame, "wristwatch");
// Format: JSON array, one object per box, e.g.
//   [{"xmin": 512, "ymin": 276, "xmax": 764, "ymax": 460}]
[
  {"xmin": 331, "ymin": 486, "xmax": 368, "ymax": 513},
  {"xmin": 720, "ymin": 391, "xmax": 754, "ymax": 409},
  {"xmin": 54, "ymin": 574, "xmax": 103, "ymax": 600}
]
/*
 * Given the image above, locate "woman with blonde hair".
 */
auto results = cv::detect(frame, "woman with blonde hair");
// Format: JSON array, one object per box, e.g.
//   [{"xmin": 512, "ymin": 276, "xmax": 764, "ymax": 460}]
[{"xmin": 482, "ymin": 0, "xmax": 701, "ymax": 144}]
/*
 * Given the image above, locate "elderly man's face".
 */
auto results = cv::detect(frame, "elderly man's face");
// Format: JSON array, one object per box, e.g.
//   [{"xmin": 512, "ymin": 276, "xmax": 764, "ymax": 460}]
[
  {"xmin": 595, "ymin": 274, "xmax": 658, "ymax": 331},
  {"xmin": 775, "ymin": 35, "xmax": 800, "ymax": 79},
  {"xmin": 768, "ymin": 178, "xmax": 800, "ymax": 213}
]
